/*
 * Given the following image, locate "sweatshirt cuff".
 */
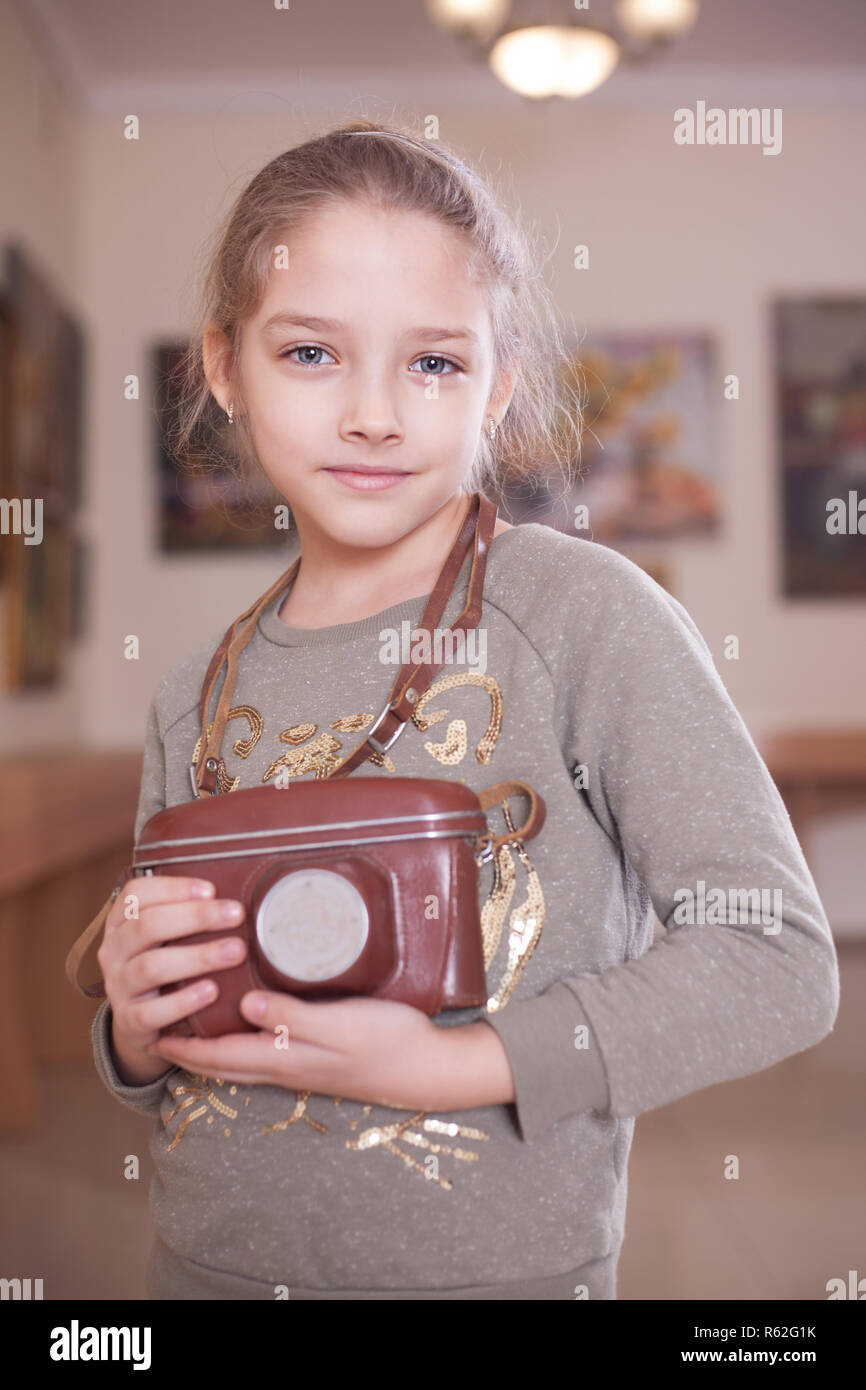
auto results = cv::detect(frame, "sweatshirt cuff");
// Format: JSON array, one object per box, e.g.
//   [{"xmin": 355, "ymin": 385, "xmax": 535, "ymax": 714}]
[
  {"xmin": 91, "ymin": 998, "xmax": 171, "ymax": 1118},
  {"xmin": 480, "ymin": 981, "xmax": 610, "ymax": 1141}
]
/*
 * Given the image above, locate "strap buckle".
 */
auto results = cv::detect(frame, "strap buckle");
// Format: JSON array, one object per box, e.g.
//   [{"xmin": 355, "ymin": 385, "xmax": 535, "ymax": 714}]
[
  {"xmin": 474, "ymin": 832, "xmax": 495, "ymax": 867},
  {"xmin": 365, "ymin": 698, "xmax": 408, "ymax": 756},
  {"xmin": 189, "ymin": 756, "xmax": 219, "ymax": 798}
]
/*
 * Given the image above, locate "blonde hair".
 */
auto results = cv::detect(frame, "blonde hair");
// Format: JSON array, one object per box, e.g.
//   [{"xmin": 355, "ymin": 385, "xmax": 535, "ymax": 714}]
[{"xmin": 167, "ymin": 117, "xmax": 584, "ymax": 521}]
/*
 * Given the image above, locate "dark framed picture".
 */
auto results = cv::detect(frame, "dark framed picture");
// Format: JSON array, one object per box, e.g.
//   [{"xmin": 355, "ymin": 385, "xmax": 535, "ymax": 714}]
[
  {"xmin": 775, "ymin": 297, "xmax": 866, "ymax": 598},
  {"xmin": 154, "ymin": 341, "xmax": 287, "ymax": 552},
  {"xmin": 2, "ymin": 244, "xmax": 86, "ymax": 686},
  {"xmin": 5, "ymin": 513, "xmax": 72, "ymax": 686}
]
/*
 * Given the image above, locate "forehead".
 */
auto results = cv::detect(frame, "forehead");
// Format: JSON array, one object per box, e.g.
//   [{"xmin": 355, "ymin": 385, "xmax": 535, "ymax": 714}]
[{"xmin": 251, "ymin": 201, "xmax": 490, "ymax": 332}]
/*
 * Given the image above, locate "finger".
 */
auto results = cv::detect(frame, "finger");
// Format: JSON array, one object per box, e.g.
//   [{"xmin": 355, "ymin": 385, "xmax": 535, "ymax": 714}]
[
  {"xmin": 121, "ymin": 977, "xmax": 225, "ymax": 1039},
  {"xmin": 126, "ymin": 930, "xmax": 246, "ymax": 997},
  {"xmin": 107, "ymin": 876, "xmax": 216, "ymax": 936},
  {"xmin": 239, "ymin": 990, "xmax": 341, "ymax": 1052},
  {"xmin": 103, "ymin": 877, "xmax": 220, "ymax": 968},
  {"xmin": 109, "ymin": 897, "xmax": 245, "ymax": 983},
  {"xmin": 149, "ymin": 1031, "xmax": 278, "ymax": 1075},
  {"xmin": 153, "ymin": 1028, "xmax": 347, "ymax": 1092}
]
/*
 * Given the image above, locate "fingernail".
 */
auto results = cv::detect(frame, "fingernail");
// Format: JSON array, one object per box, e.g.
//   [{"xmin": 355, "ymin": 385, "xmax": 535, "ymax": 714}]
[{"xmin": 244, "ymin": 993, "xmax": 266, "ymax": 1020}]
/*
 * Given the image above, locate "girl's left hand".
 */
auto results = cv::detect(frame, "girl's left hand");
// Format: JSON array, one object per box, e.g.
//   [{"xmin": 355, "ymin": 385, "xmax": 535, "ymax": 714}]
[{"xmin": 147, "ymin": 990, "xmax": 453, "ymax": 1111}]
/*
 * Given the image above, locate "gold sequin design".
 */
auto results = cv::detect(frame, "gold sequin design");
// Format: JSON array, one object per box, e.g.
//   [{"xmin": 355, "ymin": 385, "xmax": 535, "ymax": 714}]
[
  {"xmin": 281, "ymin": 722, "xmax": 318, "ymax": 744},
  {"xmin": 263, "ymin": 726, "xmax": 343, "ymax": 781},
  {"xmin": 191, "ymin": 708, "xmax": 264, "ymax": 793},
  {"xmin": 260, "ymin": 1090, "xmax": 329, "ymax": 1136},
  {"xmin": 344, "ymin": 1112, "xmax": 489, "ymax": 1190},
  {"xmin": 331, "ymin": 713, "xmax": 375, "ymax": 733},
  {"xmin": 263, "ymin": 715, "xmax": 396, "ymax": 782},
  {"xmin": 484, "ymin": 802, "xmax": 547, "ymax": 1013},
  {"xmin": 161, "ymin": 1075, "xmax": 488, "ymax": 1186},
  {"xmin": 226, "ymin": 706, "xmax": 264, "ymax": 759},
  {"xmin": 410, "ymin": 673, "xmax": 503, "ymax": 766},
  {"xmin": 480, "ymin": 837, "xmax": 518, "ymax": 969},
  {"xmin": 422, "ymin": 719, "xmax": 467, "ymax": 765},
  {"xmin": 163, "ymin": 1073, "xmax": 253, "ymax": 1150}
]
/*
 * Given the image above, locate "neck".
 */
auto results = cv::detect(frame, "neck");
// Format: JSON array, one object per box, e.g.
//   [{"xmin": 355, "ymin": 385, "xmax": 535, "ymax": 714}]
[{"xmin": 278, "ymin": 489, "xmax": 476, "ymax": 627}]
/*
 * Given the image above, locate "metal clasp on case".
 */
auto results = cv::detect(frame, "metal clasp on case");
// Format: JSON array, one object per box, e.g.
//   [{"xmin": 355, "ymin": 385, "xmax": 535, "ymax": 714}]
[{"xmin": 474, "ymin": 832, "xmax": 495, "ymax": 867}]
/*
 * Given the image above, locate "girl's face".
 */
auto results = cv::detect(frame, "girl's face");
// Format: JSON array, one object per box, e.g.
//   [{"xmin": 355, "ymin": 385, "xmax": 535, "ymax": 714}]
[{"xmin": 231, "ymin": 199, "xmax": 511, "ymax": 550}]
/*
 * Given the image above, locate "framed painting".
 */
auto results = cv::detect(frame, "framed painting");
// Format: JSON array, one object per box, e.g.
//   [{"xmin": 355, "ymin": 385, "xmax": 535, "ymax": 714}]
[
  {"xmin": 775, "ymin": 297, "xmax": 866, "ymax": 598},
  {"xmin": 495, "ymin": 329, "xmax": 720, "ymax": 545},
  {"xmin": 154, "ymin": 341, "xmax": 287, "ymax": 552},
  {"xmin": 2, "ymin": 244, "xmax": 85, "ymax": 686}
]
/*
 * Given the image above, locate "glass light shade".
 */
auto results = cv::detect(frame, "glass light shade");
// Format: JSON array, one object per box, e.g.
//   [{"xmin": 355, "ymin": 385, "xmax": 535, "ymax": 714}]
[
  {"xmin": 426, "ymin": 0, "xmax": 511, "ymax": 42},
  {"xmin": 489, "ymin": 25, "xmax": 621, "ymax": 99},
  {"xmin": 614, "ymin": 0, "xmax": 699, "ymax": 40}
]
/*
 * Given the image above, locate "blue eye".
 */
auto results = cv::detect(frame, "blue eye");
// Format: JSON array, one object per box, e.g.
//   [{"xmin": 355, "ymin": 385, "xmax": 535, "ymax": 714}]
[
  {"xmin": 278, "ymin": 346, "xmax": 462, "ymax": 375},
  {"xmin": 279, "ymin": 345, "xmax": 336, "ymax": 368},
  {"xmin": 410, "ymin": 354, "xmax": 460, "ymax": 376}
]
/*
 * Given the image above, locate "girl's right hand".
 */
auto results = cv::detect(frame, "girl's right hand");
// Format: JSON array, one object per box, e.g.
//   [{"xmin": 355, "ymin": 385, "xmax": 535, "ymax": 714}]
[{"xmin": 97, "ymin": 876, "xmax": 247, "ymax": 1081}]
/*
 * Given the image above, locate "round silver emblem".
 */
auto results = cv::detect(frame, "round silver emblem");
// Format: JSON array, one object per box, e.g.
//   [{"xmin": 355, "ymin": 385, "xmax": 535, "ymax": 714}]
[{"xmin": 255, "ymin": 869, "xmax": 369, "ymax": 982}]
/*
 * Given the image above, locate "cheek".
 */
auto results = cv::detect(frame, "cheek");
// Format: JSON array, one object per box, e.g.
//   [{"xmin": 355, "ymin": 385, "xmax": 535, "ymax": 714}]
[
  {"xmin": 248, "ymin": 382, "xmax": 321, "ymax": 447},
  {"xmin": 412, "ymin": 388, "xmax": 480, "ymax": 440}
]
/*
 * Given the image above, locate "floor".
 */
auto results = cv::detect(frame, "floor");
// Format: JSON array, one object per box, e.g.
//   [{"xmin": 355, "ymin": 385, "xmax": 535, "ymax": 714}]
[{"xmin": 1, "ymin": 943, "xmax": 863, "ymax": 1301}]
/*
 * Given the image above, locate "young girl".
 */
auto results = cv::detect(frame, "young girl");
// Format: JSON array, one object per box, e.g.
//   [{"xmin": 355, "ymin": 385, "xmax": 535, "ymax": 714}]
[{"xmin": 89, "ymin": 119, "xmax": 839, "ymax": 1301}]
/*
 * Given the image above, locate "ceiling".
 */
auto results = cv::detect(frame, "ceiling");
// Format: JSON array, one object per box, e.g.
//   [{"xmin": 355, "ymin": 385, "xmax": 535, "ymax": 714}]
[{"xmin": 14, "ymin": 0, "xmax": 866, "ymax": 111}]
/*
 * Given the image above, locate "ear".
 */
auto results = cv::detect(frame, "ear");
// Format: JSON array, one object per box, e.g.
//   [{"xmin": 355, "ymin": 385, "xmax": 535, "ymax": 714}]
[
  {"xmin": 202, "ymin": 321, "xmax": 238, "ymax": 415},
  {"xmin": 488, "ymin": 362, "xmax": 517, "ymax": 424}
]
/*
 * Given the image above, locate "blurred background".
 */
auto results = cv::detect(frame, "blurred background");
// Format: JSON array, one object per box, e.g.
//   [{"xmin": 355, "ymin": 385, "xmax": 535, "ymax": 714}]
[{"xmin": 0, "ymin": 0, "xmax": 864, "ymax": 1301}]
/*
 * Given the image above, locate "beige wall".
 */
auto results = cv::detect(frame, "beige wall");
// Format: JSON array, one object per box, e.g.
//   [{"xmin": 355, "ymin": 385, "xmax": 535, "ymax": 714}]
[{"xmin": 1, "ymin": 0, "xmax": 863, "ymax": 927}]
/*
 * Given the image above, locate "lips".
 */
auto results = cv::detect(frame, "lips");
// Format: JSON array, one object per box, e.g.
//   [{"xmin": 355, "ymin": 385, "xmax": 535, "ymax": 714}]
[
  {"xmin": 325, "ymin": 466, "xmax": 409, "ymax": 475},
  {"xmin": 323, "ymin": 466, "xmax": 412, "ymax": 492}
]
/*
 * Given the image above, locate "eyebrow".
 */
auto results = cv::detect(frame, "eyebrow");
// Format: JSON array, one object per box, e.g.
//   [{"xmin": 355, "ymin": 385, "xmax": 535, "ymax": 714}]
[{"xmin": 261, "ymin": 312, "xmax": 480, "ymax": 346}]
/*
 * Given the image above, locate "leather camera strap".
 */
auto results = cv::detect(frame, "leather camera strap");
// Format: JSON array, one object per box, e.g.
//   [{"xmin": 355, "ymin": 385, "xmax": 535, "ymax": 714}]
[
  {"xmin": 326, "ymin": 489, "xmax": 496, "ymax": 778},
  {"xmin": 193, "ymin": 489, "xmax": 494, "ymax": 795},
  {"xmin": 65, "ymin": 861, "xmax": 130, "ymax": 999},
  {"xmin": 476, "ymin": 779, "xmax": 546, "ymax": 855}
]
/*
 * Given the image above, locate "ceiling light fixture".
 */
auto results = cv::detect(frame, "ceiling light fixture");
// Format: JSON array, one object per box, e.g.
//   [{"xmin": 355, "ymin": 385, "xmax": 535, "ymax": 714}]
[{"xmin": 426, "ymin": 0, "xmax": 700, "ymax": 100}]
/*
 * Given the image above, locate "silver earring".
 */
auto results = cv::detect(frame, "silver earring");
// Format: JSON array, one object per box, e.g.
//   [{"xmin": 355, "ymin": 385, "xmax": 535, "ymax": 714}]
[
  {"xmin": 226, "ymin": 401, "xmax": 234, "ymax": 424},
  {"xmin": 487, "ymin": 415, "xmax": 497, "ymax": 440}
]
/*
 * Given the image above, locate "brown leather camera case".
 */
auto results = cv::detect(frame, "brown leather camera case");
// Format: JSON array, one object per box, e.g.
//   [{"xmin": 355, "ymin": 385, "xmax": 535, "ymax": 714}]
[{"xmin": 134, "ymin": 776, "xmax": 496, "ymax": 1034}]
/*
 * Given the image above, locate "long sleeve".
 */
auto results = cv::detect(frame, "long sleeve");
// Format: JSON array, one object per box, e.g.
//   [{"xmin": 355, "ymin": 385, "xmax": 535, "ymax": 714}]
[
  {"xmin": 91, "ymin": 997, "xmax": 172, "ymax": 1117},
  {"xmin": 481, "ymin": 549, "xmax": 841, "ymax": 1141},
  {"xmin": 91, "ymin": 692, "xmax": 176, "ymax": 1116}
]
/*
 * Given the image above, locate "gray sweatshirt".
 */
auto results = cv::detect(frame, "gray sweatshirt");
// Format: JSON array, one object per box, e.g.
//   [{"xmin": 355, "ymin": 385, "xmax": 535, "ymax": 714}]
[{"xmin": 90, "ymin": 522, "xmax": 840, "ymax": 1300}]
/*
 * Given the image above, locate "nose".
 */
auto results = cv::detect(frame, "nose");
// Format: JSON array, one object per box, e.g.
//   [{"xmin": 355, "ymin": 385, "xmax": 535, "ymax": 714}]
[{"xmin": 338, "ymin": 373, "xmax": 404, "ymax": 447}]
